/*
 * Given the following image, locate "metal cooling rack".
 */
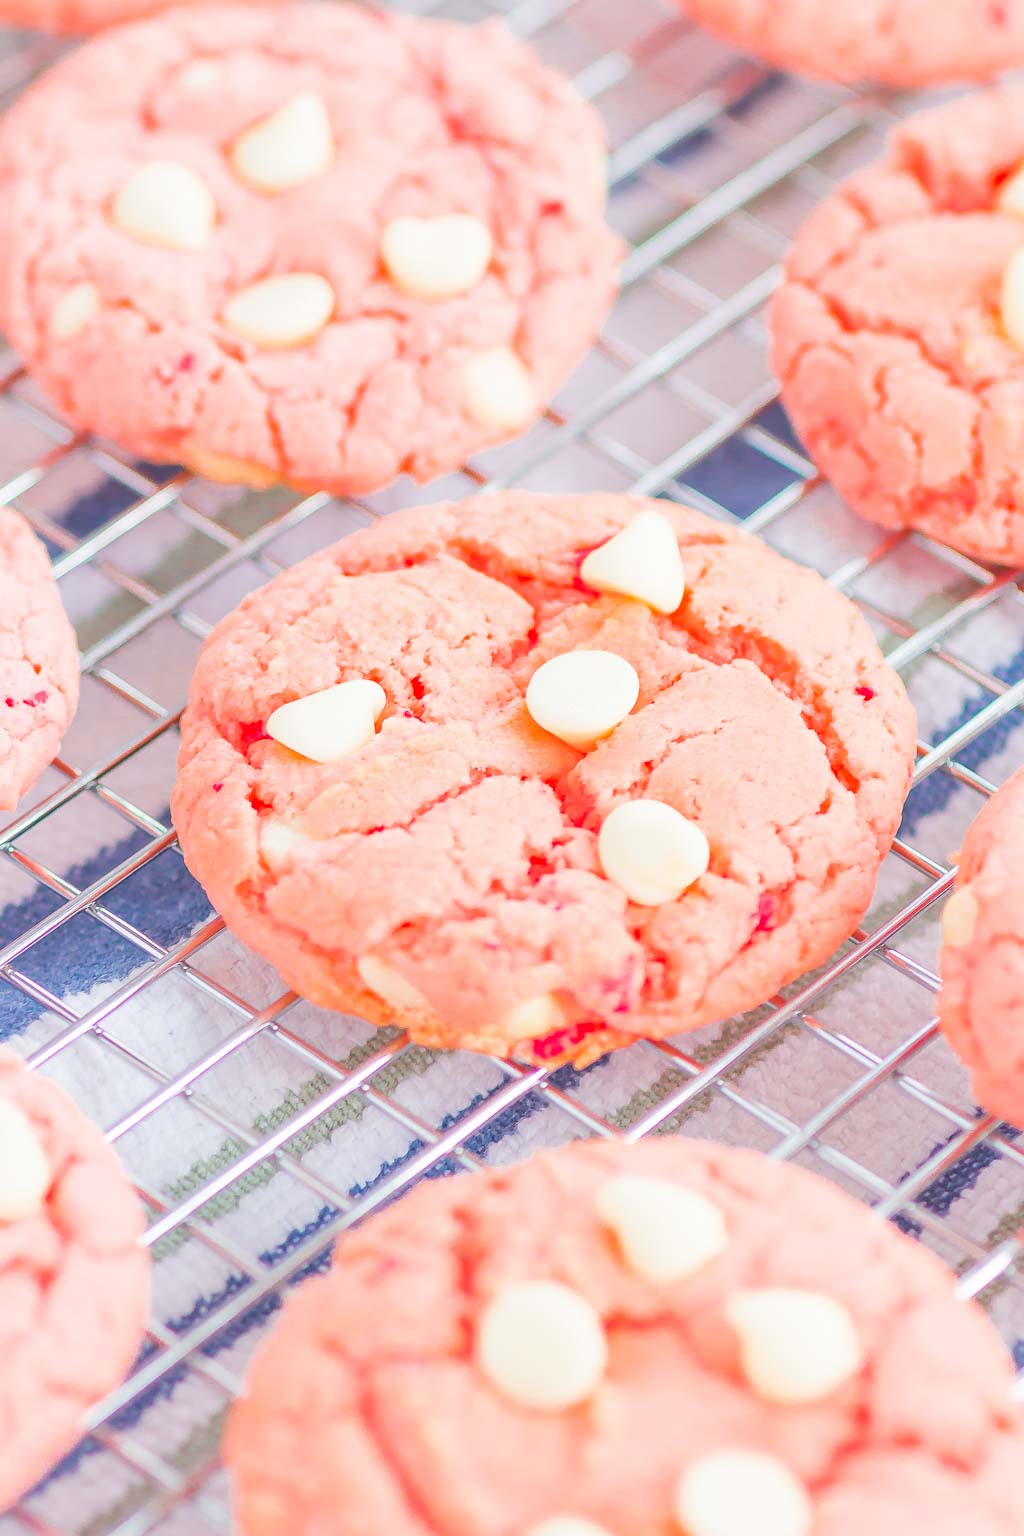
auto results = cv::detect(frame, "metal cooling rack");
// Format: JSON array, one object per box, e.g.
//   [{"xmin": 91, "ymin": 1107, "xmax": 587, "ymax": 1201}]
[{"xmin": 2, "ymin": 0, "xmax": 1024, "ymax": 1531}]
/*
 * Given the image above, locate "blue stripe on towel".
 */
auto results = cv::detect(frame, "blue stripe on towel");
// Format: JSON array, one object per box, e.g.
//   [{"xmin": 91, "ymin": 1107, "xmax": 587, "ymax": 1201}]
[
  {"xmin": 900, "ymin": 639, "xmax": 1024, "ymax": 836},
  {"xmin": 0, "ymin": 818, "xmax": 209, "ymax": 1043}
]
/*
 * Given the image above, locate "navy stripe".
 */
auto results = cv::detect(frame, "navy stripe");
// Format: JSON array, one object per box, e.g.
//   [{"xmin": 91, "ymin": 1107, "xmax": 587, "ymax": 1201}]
[{"xmin": 901, "ymin": 639, "xmax": 1024, "ymax": 836}]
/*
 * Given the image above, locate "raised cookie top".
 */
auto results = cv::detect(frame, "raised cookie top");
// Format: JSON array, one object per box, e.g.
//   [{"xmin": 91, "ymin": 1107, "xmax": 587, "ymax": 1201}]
[
  {"xmin": 173, "ymin": 493, "xmax": 916, "ymax": 1051},
  {"xmin": 0, "ymin": 3, "xmax": 618, "ymax": 489},
  {"xmin": 225, "ymin": 1138, "xmax": 1024, "ymax": 1536},
  {"xmin": 773, "ymin": 86, "xmax": 1024, "ymax": 562},
  {"xmin": 780, "ymin": 85, "xmax": 1024, "ymax": 364},
  {"xmin": 0, "ymin": 507, "xmax": 80, "ymax": 812}
]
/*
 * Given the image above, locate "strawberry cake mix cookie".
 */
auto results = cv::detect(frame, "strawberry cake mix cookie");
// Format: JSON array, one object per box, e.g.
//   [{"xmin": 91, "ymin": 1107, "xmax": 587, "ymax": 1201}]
[
  {"xmin": 225, "ymin": 1136, "xmax": 1024, "ymax": 1536},
  {"xmin": 0, "ymin": 4, "xmax": 619, "ymax": 493},
  {"xmin": 172, "ymin": 493, "xmax": 916, "ymax": 1067},
  {"xmin": 773, "ymin": 86, "xmax": 1024, "ymax": 566},
  {"xmin": 0, "ymin": 0, "xmax": 275, "ymax": 35},
  {"xmin": 0, "ymin": 1048, "xmax": 149, "ymax": 1510},
  {"xmin": 681, "ymin": 0, "xmax": 1024, "ymax": 86},
  {"xmin": 940, "ymin": 766, "xmax": 1024, "ymax": 1129},
  {"xmin": 0, "ymin": 508, "xmax": 79, "ymax": 812}
]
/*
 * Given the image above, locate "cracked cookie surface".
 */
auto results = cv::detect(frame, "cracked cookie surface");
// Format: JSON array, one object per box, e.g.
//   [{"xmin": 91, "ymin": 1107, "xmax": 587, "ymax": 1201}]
[
  {"xmin": 0, "ymin": 507, "xmax": 79, "ymax": 813},
  {"xmin": 940, "ymin": 765, "xmax": 1024, "ymax": 1129},
  {"xmin": 772, "ymin": 86, "xmax": 1024, "ymax": 566},
  {"xmin": 0, "ymin": 3, "xmax": 619, "ymax": 494},
  {"xmin": 682, "ymin": 0, "xmax": 1024, "ymax": 85},
  {"xmin": 225, "ymin": 1137, "xmax": 1024, "ymax": 1536},
  {"xmin": 171, "ymin": 492, "xmax": 915, "ymax": 1067},
  {"xmin": 0, "ymin": 1048, "xmax": 149, "ymax": 1511}
]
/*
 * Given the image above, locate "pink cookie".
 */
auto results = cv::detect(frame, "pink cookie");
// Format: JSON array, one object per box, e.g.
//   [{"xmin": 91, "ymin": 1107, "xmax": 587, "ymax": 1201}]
[
  {"xmin": 0, "ymin": 507, "xmax": 79, "ymax": 812},
  {"xmin": 939, "ymin": 766, "xmax": 1024, "ymax": 1128},
  {"xmin": 0, "ymin": 0, "xmax": 276, "ymax": 35},
  {"xmin": 772, "ymin": 86, "xmax": 1024, "ymax": 567},
  {"xmin": 681, "ymin": 0, "xmax": 1024, "ymax": 86},
  {"xmin": 172, "ymin": 492, "xmax": 916, "ymax": 1068},
  {"xmin": 0, "ymin": 4, "xmax": 619, "ymax": 496},
  {"xmin": 225, "ymin": 1136, "xmax": 1024, "ymax": 1536},
  {"xmin": 0, "ymin": 1048, "xmax": 150, "ymax": 1511}
]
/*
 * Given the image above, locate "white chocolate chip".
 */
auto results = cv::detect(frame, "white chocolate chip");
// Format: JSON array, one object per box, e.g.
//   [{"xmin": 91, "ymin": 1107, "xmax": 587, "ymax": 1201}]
[
  {"xmin": 356, "ymin": 956, "xmax": 431, "ymax": 1014},
  {"xmin": 381, "ymin": 214, "xmax": 493, "ymax": 301},
  {"xmin": 50, "ymin": 282, "xmax": 100, "ymax": 341},
  {"xmin": 676, "ymin": 1450, "xmax": 812, "ymax": 1536},
  {"xmin": 596, "ymin": 1175, "xmax": 727, "ymax": 1283},
  {"xmin": 0, "ymin": 1101, "xmax": 52, "ymax": 1222},
  {"xmin": 477, "ymin": 1280, "xmax": 608, "ymax": 1411},
  {"xmin": 503, "ymin": 994, "xmax": 565, "ymax": 1039},
  {"xmin": 179, "ymin": 58, "xmax": 221, "ymax": 93},
  {"xmin": 527, "ymin": 1520, "xmax": 613, "ymax": 1536},
  {"xmin": 223, "ymin": 272, "xmax": 335, "ymax": 349},
  {"xmin": 464, "ymin": 346, "xmax": 536, "ymax": 431},
  {"xmin": 726, "ymin": 1288, "xmax": 864, "ymax": 1405},
  {"xmin": 942, "ymin": 885, "xmax": 979, "ymax": 948},
  {"xmin": 598, "ymin": 800, "xmax": 709, "ymax": 907},
  {"xmin": 260, "ymin": 820, "xmax": 311, "ymax": 863},
  {"xmin": 112, "ymin": 161, "xmax": 216, "ymax": 252},
  {"xmin": 580, "ymin": 511, "xmax": 685, "ymax": 615},
  {"xmin": 999, "ymin": 162, "xmax": 1024, "ymax": 217},
  {"xmin": 1001, "ymin": 247, "xmax": 1024, "ymax": 351},
  {"xmin": 526, "ymin": 650, "xmax": 639, "ymax": 751},
  {"xmin": 266, "ymin": 679, "xmax": 385, "ymax": 763},
  {"xmin": 231, "ymin": 91, "xmax": 334, "ymax": 193}
]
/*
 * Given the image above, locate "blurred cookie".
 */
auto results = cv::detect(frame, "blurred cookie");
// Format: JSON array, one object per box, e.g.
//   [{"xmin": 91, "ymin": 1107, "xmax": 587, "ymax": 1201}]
[
  {"xmin": 0, "ymin": 1048, "xmax": 149, "ymax": 1510},
  {"xmin": 0, "ymin": 0, "xmax": 275, "ymax": 34},
  {"xmin": 940, "ymin": 765, "xmax": 1024, "ymax": 1128},
  {"xmin": 172, "ymin": 492, "xmax": 916, "ymax": 1068},
  {"xmin": 226, "ymin": 1136, "xmax": 1024, "ymax": 1536},
  {"xmin": 0, "ymin": 508, "xmax": 78, "ymax": 811},
  {"xmin": 683, "ymin": 0, "xmax": 1024, "ymax": 85},
  {"xmin": 0, "ymin": 4, "xmax": 619, "ymax": 493},
  {"xmin": 773, "ymin": 86, "xmax": 1024, "ymax": 565}
]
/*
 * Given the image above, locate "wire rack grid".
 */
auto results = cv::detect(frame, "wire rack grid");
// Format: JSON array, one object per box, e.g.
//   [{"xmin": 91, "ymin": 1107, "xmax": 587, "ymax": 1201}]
[{"xmin": 1, "ymin": 0, "xmax": 1024, "ymax": 1531}]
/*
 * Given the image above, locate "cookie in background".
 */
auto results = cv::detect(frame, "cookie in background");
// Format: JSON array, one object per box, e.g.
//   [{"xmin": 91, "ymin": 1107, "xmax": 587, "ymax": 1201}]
[
  {"xmin": 940, "ymin": 764, "xmax": 1024, "ymax": 1130},
  {"xmin": 0, "ymin": 0, "xmax": 278, "ymax": 34},
  {"xmin": 679, "ymin": 0, "xmax": 1024, "ymax": 86},
  {"xmin": 0, "ymin": 507, "xmax": 78, "ymax": 812},
  {"xmin": 0, "ymin": 3, "xmax": 620, "ymax": 493},
  {"xmin": 773, "ymin": 85, "xmax": 1024, "ymax": 566}
]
